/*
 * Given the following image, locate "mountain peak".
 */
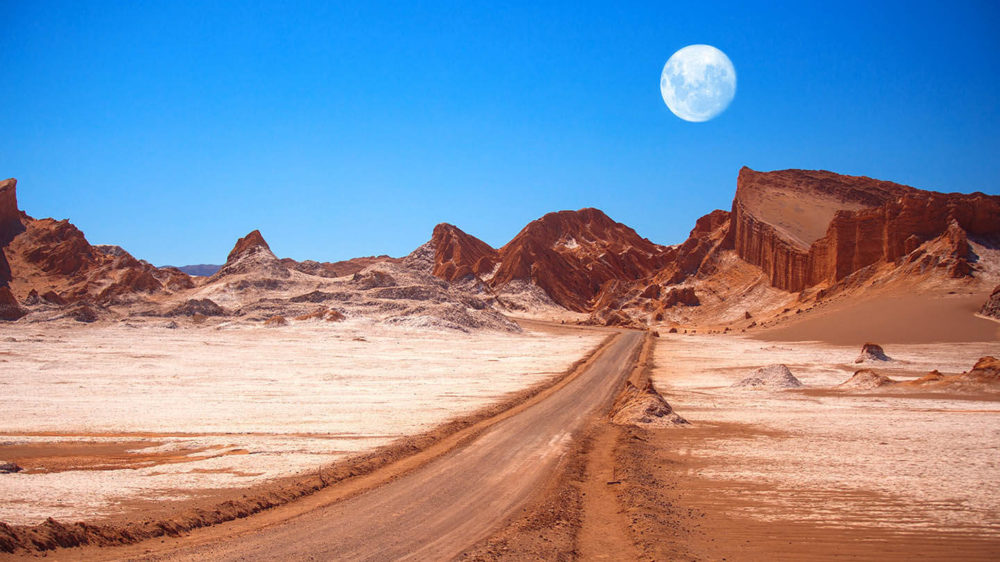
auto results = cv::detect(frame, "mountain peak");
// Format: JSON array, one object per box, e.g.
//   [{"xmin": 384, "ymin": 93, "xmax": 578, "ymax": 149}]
[{"xmin": 226, "ymin": 230, "xmax": 271, "ymax": 262}]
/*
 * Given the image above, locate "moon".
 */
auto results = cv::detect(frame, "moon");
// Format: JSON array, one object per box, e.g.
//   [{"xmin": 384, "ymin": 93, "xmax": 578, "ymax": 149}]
[{"xmin": 660, "ymin": 44, "xmax": 736, "ymax": 122}]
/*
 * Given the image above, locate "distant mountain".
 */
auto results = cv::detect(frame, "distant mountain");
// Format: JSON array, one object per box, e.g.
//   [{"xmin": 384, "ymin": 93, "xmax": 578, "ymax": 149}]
[
  {"xmin": 423, "ymin": 168, "xmax": 1000, "ymax": 327},
  {"xmin": 174, "ymin": 264, "xmax": 221, "ymax": 277},
  {"xmin": 2, "ymin": 168, "xmax": 998, "ymax": 332}
]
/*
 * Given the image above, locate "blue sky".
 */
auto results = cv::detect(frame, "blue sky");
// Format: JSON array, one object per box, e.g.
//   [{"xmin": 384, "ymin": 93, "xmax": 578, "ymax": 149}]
[{"xmin": 1, "ymin": 1, "xmax": 998, "ymax": 265}]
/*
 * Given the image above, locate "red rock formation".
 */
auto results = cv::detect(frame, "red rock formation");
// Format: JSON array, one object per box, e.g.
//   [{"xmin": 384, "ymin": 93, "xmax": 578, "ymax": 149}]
[
  {"xmin": 0, "ymin": 178, "xmax": 25, "ymax": 246},
  {"xmin": 732, "ymin": 168, "xmax": 1000, "ymax": 292},
  {"xmin": 280, "ymin": 255, "xmax": 399, "ymax": 278},
  {"xmin": 0, "ymin": 286, "xmax": 25, "ymax": 320},
  {"xmin": 490, "ymin": 208, "xmax": 672, "ymax": 311},
  {"xmin": 227, "ymin": 230, "xmax": 270, "ymax": 262},
  {"xmin": 1, "ymin": 179, "xmax": 193, "ymax": 305},
  {"xmin": 212, "ymin": 230, "xmax": 290, "ymax": 280},
  {"xmin": 430, "ymin": 223, "xmax": 499, "ymax": 282},
  {"xmin": 0, "ymin": 249, "xmax": 11, "ymax": 286},
  {"xmin": 981, "ymin": 285, "xmax": 1000, "ymax": 320},
  {"xmin": 660, "ymin": 286, "xmax": 699, "ymax": 307},
  {"xmin": 651, "ymin": 209, "xmax": 730, "ymax": 286}
]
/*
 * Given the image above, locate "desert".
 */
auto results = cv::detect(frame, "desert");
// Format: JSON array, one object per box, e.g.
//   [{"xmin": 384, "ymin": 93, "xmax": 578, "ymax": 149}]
[
  {"xmin": 2, "ymin": 161, "xmax": 999, "ymax": 560},
  {"xmin": 3, "ymin": 3, "xmax": 1000, "ymax": 560}
]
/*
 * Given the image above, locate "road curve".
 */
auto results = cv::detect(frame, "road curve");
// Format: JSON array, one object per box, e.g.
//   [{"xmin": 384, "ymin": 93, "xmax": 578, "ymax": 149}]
[{"xmin": 149, "ymin": 331, "xmax": 643, "ymax": 561}]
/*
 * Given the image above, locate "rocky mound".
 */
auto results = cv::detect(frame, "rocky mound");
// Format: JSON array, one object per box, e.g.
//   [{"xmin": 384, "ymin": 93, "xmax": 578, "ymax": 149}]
[
  {"xmin": 733, "ymin": 364, "xmax": 803, "ymax": 389},
  {"xmin": 166, "ymin": 299, "xmax": 226, "ymax": 317},
  {"xmin": 211, "ymin": 230, "xmax": 290, "ymax": 280},
  {"xmin": 609, "ymin": 381, "xmax": 688, "ymax": 427},
  {"xmin": 280, "ymin": 255, "xmax": 398, "ymax": 278},
  {"xmin": 855, "ymin": 343, "xmax": 891, "ymax": 363},
  {"xmin": 965, "ymin": 356, "xmax": 1000, "ymax": 383},
  {"xmin": 838, "ymin": 369, "xmax": 897, "ymax": 390},
  {"xmin": 981, "ymin": 285, "xmax": 1000, "ymax": 320}
]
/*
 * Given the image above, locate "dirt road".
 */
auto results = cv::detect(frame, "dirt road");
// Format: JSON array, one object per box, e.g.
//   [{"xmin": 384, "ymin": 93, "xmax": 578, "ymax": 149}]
[{"xmin": 126, "ymin": 331, "xmax": 642, "ymax": 561}]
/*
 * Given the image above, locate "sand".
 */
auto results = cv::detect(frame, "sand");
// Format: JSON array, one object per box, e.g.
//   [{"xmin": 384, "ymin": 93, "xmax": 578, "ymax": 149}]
[
  {"xmin": 759, "ymin": 291, "xmax": 999, "ymax": 344},
  {"xmin": 0, "ymin": 320, "xmax": 605, "ymax": 525},
  {"xmin": 651, "ymin": 334, "xmax": 1000, "ymax": 542}
]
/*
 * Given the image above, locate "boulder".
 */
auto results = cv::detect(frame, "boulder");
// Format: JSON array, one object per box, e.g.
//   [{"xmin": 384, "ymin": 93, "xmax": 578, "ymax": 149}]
[{"xmin": 855, "ymin": 343, "xmax": 891, "ymax": 363}]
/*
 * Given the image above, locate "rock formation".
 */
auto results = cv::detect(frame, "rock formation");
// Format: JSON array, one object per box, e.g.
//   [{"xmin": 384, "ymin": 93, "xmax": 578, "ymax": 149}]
[
  {"xmin": 609, "ymin": 381, "xmax": 688, "ymax": 427},
  {"xmin": 0, "ymin": 178, "xmax": 25, "ymax": 246},
  {"xmin": 211, "ymin": 230, "xmax": 290, "ymax": 280},
  {"xmin": 492, "ymin": 208, "xmax": 672, "ymax": 311},
  {"xmin": 280, "ymin": 255, "xmax": 398, "ymax": 278},
  {"xmin": 980, "ymin": 285, "xmax": 1000, "ymax": 320},
  {"xmin": 838, "ymin": 369, "xmax": 897, "ymax": 390},
  {"xmin": 430, "ymin": 223, "xmax": 499, "ymax": 282},
  {"xmin": 965, "ymin": 356, "xmax": 1000, "ymax": 384},
  {"xmin": 2, "ymin": 179, "xmax": 193, "ymax": 307},
  {"xmin": 731, "ymin": 168, "xmax": 1000, "ymax": 292},
  {"xmin": 167, "ymin": 299, "xmax": 226, "ymax": 317},
  {"xmin": 425, "ymin": 208, "xmax": 674, "ymax": 312},
  {"xmin": 733, "ymin": 364, "xmax": 803, "ymax": 389},
  {"xmin": 855, "ymin": 343, "xmax": 891, "ymax": 363},
  {"xmin": 0, "ymin": 286, "xmax": 25, "ymax": 320}
]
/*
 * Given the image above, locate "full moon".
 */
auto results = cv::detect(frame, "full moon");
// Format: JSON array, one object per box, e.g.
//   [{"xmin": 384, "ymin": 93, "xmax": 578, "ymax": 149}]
[{"xmin": 660, "ymin": 44, "xmax": 736, "ymax": 122}]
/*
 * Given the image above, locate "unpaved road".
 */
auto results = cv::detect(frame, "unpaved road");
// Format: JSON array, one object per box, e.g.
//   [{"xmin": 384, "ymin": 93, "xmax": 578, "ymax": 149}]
[{"xmin": 131, "ymin": 331, "xmax": 642, "ymax": 561}]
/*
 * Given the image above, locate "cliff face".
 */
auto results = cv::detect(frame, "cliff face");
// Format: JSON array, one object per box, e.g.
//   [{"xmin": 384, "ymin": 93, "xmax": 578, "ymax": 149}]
[
  {"xmin": 732, "ymin": 168, "xmax": 1000, "ymax": 292},
  {"xmin": 0, "ymin": 178, "xmax": 25, "ymax": 246}
]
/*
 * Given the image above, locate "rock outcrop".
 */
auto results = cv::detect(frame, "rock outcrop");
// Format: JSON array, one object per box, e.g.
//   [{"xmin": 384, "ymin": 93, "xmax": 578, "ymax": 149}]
[
  {"xmin": 855, "ymin": 343, "xmax": 891, "ymax": 363},
  {"xmin": 731, "ymin": 168, "xmax": 1000, "ymax": 292},
  {"xmin": 491, "ymin": 208, "xmax": 672, "ymax": 311},
  {"xmin": 0, "ymin": 286, "xmax": 25, "ymax": 320},
  {"xmin": 981, "ymin": 285, "xmax": 1000, "ymax": 320},
  {"xmin": 0, "ymin": 178, "xmax": 25, "ymax": 246},
  {"xmin": 965, "ymin": 356, "xmax": 1000, "ymax": 384},
  {"xmin": 733, "ymin": 364, "xmax": 803, "ymax": 389},
  {"xmin": 425, "ymin": 208, "xmax": 675, "ymax": 312},
  {"xmin": 0, "ymin": 250, "xmax": 11, "ymax": 287},
  {"xmin": 430, "ymin": 223, "xmax": 499, "ymax": 282},
  {"xmin": 838, "ymin": 369, "xmax": 897, "ymax": 390},
  {"xmin": 0, "ymin": 180, "xmax": 195, "ymax": 308},
  {"xmin": 280, "ymin": 255, "xmax": 398, "ymax": 278},
  {"xmin": 609, "ymin": 381, "xmax": 688, "ymax": 427},
  {"xmin": 211, "ymin": 230, "xmax": 290, "ymax": 280}
]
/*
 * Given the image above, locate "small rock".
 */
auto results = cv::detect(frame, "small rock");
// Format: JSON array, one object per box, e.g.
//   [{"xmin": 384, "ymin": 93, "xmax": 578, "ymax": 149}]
[{"xmin": 0, "ymin": 461, "xmax": 23, "ymax": 474}]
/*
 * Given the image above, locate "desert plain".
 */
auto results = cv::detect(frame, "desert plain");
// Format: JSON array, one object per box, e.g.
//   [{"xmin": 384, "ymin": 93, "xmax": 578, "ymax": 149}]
[{"xmin": 1, "ymin": 167, "xmax": 999, "ymax": 560}]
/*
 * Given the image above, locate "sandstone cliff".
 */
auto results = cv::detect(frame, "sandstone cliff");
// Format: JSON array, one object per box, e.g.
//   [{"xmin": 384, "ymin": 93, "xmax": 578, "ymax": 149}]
[
  {"xmin": 0, "ymin": 178, "xmax": 25, "ymax": 246},
  {"xmin": 731, "ymin": 167, "xmax": 1000, "ymax": 292}
]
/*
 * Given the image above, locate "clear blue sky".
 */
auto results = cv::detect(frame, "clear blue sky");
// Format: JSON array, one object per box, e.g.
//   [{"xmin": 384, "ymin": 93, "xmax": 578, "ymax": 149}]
[{"xmin": 2, "ymin": 1, "xmax": 998, "ymax": 266}]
